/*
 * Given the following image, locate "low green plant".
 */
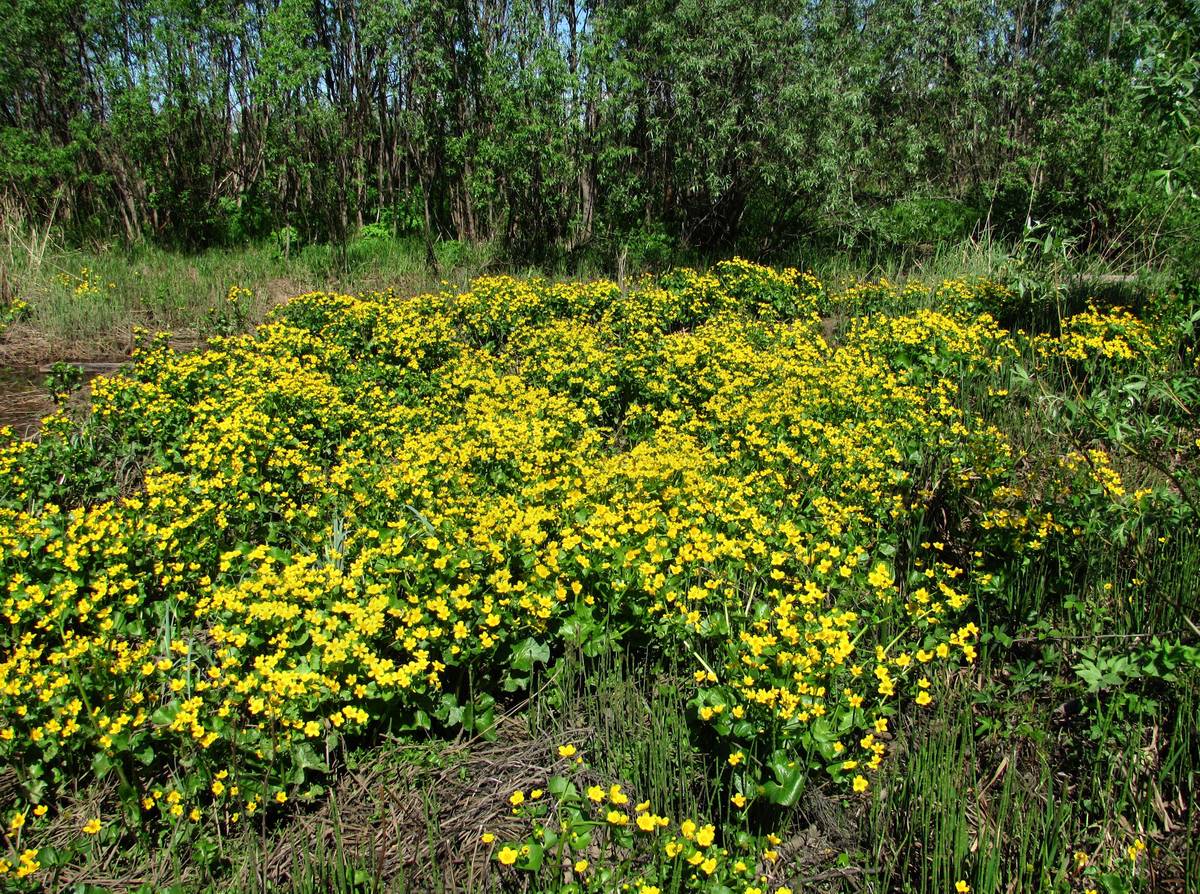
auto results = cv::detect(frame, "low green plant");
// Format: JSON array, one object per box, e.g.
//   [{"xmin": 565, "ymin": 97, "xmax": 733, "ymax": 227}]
[{"xmin": 45, "ymin": 360, "xmax": 82, "ymax": 405}]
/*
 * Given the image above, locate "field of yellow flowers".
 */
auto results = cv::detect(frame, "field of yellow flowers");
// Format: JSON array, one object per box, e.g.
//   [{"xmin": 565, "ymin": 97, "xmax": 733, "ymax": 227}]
[{"xmin": 0, "ymin": 260, "xmax": 1196, "ymax": 893}]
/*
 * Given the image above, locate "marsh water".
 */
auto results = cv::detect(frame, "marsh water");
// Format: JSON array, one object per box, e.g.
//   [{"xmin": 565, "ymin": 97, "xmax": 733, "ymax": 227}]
[{"xmin": 0, "ymin": 364, "xmax": 113, "ymax": 435}]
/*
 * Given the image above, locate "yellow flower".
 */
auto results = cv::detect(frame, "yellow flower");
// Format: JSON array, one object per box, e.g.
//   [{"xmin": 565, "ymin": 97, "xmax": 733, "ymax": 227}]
[
  {"xmin": 509, "ymin": 790, "xmax": 525, "ymax": 807},
  {"xmin": 639, "ymin": 886, "xmax": 661, "ymax": 894},
  {"xmin": 574, "ymin": 858, "xmax": 588, "ymax": 872},
  {"xmin": 497, "ymin": 846, "xmax": 519, "ymax": 865},
  {"xmin": 82, "ymin": 818, "xmax": 102, "ymax": 835},
  {"xmin": 16, "ymin": 849, "xmax": 39, "ymax": 878},
  {"xmin": 853, "ymin": 775, "xmax": 868, "ymax": 793},
  {"xmin": 700, "ymin": 856, "xmax": 718, "ymax": 875},
  {"xmin": 275, "ymin": 791, "xmax": 287, "ymax": 804},
  {"xmin": 868, "ymin": 562, "xmax": 892, "ymax": 588},
  {"xmin": 606, "ymin": 810, "xmax": 629, "ymax": 826},
  {"xmin": 587, "ymin": 785, "xmax": 605, "ymax": 802},
  {"xmin": 481, "ymin": 832, "xmax": 495, "ymax": 844},
  {"xmin": 665, "ymin": 840, "xmax": 683, "ymax": 858},
  {"xmin": 955, "ymin": 882, "xmax": 970, "ymax": 893},
  {"xmin": 915, "ymin": 690, "xmax": 932, "ymax": 706},
  {"xmin": 731, "ymin": 793, "xmax": 747, "ymax": 808},
  {"xmin": 557, "ymin": 744, "xmax": 576, "ymax": 758},
  {"xmin": 696, "ymin": 824, "xmax": 715, "ymax": 847}
]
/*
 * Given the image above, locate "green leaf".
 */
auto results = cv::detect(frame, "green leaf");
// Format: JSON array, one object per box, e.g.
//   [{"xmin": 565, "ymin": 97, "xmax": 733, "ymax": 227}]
[
  {"xmin": 91, "ymin": 751, "xmax": 114, "ymax": 778},
  {"xmin": 502, "ymin": 671, "xmax": 530, "ymax": 692},
  {"xmin": 151, "ymin": 701, "xmax": 180, "ymax": 726},
  {"xmin": 570, "ymin": 829, "xmax": 592, "ymax": 850},
  {"xmin": 763, "ymin": 753, "xmax": 806, "ymax": 806},
  {"xmin": 548, "ymin": 776, "xmax": 577, "ymax": 799},
  {"xmin": 290, "ymin": 742, "xmax": 329, "ymax": 776},
  {"xmin": 510, "ymin": 637, "xmax": 550, "ymax": 672},
  {"xmin": 517, "ymin": 840, "xmax": 544, "ymax": 871}
]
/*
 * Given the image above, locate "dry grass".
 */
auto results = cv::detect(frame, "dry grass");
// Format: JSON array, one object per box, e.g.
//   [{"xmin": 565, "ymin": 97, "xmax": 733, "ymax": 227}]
[
  {"xmin": 33, "ymin": 717, "xmax": 592, "ymax": 894},
  {"xmin": 249, "ymin": 718, "xmax": 579, "ymax": 893}
]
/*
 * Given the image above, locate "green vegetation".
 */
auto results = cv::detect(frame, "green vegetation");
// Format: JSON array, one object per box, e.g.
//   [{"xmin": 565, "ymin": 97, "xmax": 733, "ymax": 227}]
[
  {"xmin": 0, "ymin": 223, "xmax": 1185, "ymax": 365},
  {"xmin": 1, "ymin": 1, "xmax": 1198, "ymax": 891},
  {"xmin": 1, "ymin": 1, "xmax": 1198, "ymax": 271},
  {"xmin": 0, "ymin": 263, "xmax": 1196, "ymax": 892},
  {"xmin": 0, "ymin": 228, "xmax": 497, "ymax": 362}
]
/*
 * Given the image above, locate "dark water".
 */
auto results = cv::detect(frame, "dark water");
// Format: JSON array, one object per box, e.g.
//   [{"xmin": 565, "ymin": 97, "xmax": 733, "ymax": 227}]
[
  {"xmin": 0, "ymin": 366, "xmax": 52, "ymax": 435},
  {"xmin": 0, "ymin": 364, "xmax": 115, "ymax": 436}
]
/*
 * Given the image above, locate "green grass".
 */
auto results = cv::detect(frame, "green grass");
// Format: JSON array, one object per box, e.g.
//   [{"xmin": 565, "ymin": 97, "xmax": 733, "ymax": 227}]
[
  {"xmin": 856, "ymin": 523, "xmax": 1200, "ymax": 893},
  {"xmin": 2, "ymin": 215, "xmax": 1186, "ymax": 366},
  {"xmin": 0, "ymin": 233, "xmax": 500, "ymax": 362}
]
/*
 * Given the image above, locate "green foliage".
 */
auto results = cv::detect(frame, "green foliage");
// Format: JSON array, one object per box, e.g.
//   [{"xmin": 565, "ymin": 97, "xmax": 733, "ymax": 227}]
[
  {"xmin": 0, "ymin": 0, "xmax": 1194, "ymax": 269},
  {"xmin": 44, "ymin": 361, "xmax": 82, "ymax": 405},
  {"xmin": 0, "ymin": 263, "xmax": 1196, "ymax": 892}
]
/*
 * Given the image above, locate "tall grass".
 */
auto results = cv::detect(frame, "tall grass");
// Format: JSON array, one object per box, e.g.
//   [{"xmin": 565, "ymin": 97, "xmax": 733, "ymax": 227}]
[
  {"xmin": 3, "ymin": 205, "xmax": 1186, "ymax": 365},
  {"xmin": 0, "ymin": 221, "xmax": 498, "ymax": 362},
  {"xmin": 531, "ymin": 645, "xmax": 720, "ymax": 830}
]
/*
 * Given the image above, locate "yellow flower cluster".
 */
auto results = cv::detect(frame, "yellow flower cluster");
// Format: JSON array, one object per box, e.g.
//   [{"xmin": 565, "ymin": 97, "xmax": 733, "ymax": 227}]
[
  {"xmin": 56, "ymin": 267, "xmax": 113, "ymax": 297},
  {"xmin": 487, "ymin": 759, "xmax": 790, "ymax": 893},
  {"xmin": 0, "ymin": 261, "xmax": 1017, "ymax": 872},
  {"xmin": 1034, "ymin": 304, "xmax": 1163, "ymax": 374}
]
